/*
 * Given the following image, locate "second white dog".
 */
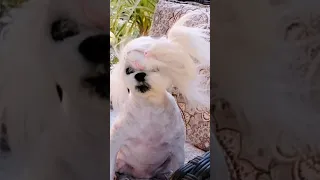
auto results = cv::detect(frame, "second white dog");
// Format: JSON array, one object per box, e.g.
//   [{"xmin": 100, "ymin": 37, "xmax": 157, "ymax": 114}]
[{"xmin": 110, "ymin": 12, "xmax": 210, "ymax": 179}]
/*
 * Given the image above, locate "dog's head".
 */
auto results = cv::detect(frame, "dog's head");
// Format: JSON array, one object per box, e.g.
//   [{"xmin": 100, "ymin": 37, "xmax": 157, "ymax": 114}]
[
  {"xmin": 116, "ymin": 36, "xmax": 172, "ymax": 97},
  {"xmin": 2, "ymin": 0, "xmax": 110, "ymax": 102},
  {"xmin": 110, "ymin": 11, "xmax": 210, "ymax": 111}
]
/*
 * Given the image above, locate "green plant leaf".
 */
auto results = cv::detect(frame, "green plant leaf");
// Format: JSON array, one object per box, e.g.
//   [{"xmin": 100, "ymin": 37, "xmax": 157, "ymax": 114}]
[{"xmin": 110, "ymin": 0, "xmax": 158, "ymax": 64}]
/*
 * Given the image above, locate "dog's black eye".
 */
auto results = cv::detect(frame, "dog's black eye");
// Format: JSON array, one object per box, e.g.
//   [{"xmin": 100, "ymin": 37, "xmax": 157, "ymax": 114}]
[
  {"xmin": 51, "ymin": 19, "xmax": 79, "ymax": 41},
  {"xmin": 125, "ymin": 67, "xmax": 135, "ymax": 75}
]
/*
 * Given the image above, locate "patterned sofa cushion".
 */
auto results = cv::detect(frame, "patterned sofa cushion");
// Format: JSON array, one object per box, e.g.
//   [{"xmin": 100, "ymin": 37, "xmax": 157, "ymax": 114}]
[{"xmin": 149, "ymin": 0, "xmax": 210, "ymax": 151}]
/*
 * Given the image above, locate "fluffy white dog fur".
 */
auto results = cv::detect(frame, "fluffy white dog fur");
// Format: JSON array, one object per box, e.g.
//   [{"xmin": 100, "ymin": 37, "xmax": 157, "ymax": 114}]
[
  {"xmin": 0, "ymin": 0, "xmax": 109, "ymax": 179},
  {"xmin": 110, "ymin": 12, "xmax": 210, "ymax": 179}
]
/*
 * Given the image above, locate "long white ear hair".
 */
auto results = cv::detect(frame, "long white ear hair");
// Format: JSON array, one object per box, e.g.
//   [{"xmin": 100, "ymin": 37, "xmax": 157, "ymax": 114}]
[
  {"xmin": 146, "ymin": 11, "xmax": 210, "ymax": 108},
  {"xmin": 110, "ymin": 41, "xmax": 130, "ymax": 113}
]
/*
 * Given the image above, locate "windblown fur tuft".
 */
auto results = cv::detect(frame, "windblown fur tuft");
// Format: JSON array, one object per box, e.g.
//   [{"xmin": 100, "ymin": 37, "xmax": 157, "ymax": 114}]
[
  {"xmin": 167, "ymin": 10, "xmax": 210, "ymax": 65},
  {"xmin": 165, "ymin": 11, "xmax": 210, "ymax": 108}
]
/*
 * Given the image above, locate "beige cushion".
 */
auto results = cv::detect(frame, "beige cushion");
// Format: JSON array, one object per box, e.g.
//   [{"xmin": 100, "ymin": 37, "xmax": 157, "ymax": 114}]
[{"xmin": 149, "ymin": 0, "xmax": 210, "ymax": 151}]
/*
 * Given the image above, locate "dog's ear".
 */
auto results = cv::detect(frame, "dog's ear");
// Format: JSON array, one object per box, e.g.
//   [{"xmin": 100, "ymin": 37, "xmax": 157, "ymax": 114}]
[
  {"xmin": 110, "ymin": 39, "xmax": 130, "ymax": 112},
  {"xmin": 110, "ymin": 63, "xmax": 129, "ymax": 112},
  {"xmin": 167, "ymin": 11, "xmax": 210, "ymax": 66},
  {"xmin": 144, "ymin": 11, "xmax": 210, "ymax": 109},
  {"xmin": 166, "ymin": 11, "xmax": 210, "ymax": 108}
]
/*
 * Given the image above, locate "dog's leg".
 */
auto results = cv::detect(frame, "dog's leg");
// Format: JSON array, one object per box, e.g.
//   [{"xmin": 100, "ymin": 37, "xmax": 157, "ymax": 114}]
[
  {"xmin": 165, "ymin": 151, "xmax": 185, "ymax": 174},
  {"xmin": 153, "ymin": 144, "xmax": 185, "ymax": 178},
  {"xmin": 169, "ymin": 137, "xmax": 186, "ymax": 171},
  {"xmin": 110, "ymin": 121, "xmax": 127, "ymax": 180}
]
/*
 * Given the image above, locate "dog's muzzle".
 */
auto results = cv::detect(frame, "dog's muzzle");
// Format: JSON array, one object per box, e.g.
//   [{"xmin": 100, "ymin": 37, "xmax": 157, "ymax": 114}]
[
  {"xmin": 78, "ymin": 34, "xmax": 109, "ymax": 100},
  {"xmin": 133, "ymin": 72, "xmax": 150, "ymax": 93}
]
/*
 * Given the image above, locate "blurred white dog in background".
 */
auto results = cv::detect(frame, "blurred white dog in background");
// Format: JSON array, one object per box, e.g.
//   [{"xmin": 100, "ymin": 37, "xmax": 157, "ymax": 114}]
[{"xmin": 0, "ymin": 0, "xmax": 109, "ymax": 179}]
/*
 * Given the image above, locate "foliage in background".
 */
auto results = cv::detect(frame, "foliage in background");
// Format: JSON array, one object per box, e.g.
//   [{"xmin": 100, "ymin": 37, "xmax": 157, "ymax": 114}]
[
  {"xmin": 0, "ymin": 0, "xmax": 26, "ymax": 16},
  {"xmin": 2, "ymin": 0, "xmax": 25, "ymax": 8},
  {"xmin": 110, "ymin": 0, "xmax": 158, "ymax": 64}
]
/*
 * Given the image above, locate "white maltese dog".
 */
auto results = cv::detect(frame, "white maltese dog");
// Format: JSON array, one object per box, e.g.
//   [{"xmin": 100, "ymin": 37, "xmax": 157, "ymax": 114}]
[
  {"xmin": 0, "ymin": 0, "xmax": 109, "ymax": 179},
  {"xmin": 110, "ymin": 12, "xmax": 210, "ymax": 179}
]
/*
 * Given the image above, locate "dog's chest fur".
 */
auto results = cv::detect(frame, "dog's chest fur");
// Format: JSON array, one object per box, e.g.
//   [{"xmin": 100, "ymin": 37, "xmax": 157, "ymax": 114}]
[{"xmin": 115, "ymin": 97, "xmax": 185, "ymax": 178}]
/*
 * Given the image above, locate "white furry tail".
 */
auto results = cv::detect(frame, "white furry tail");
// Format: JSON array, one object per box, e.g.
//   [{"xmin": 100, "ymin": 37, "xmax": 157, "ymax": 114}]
[
  {"xmin": 165, "ymin": 11, "xmax": 210, "ymax": 108},
  {"xmin": 167, "ymin": 11, "xmax": 210, "ymax": 65}
]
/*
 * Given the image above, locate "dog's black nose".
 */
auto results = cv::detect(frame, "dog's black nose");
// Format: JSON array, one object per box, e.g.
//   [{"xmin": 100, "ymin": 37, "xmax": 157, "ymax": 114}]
[
  {"xmin": 134, "ymin": 72, "xmax": 146, "ymax": 82},
  {"xmin": 78, "ymin": 34, "xmax": 109, "ymax": 64}
]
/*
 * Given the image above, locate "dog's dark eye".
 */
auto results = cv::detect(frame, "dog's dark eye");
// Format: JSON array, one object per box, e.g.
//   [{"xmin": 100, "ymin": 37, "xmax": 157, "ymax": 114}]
[
  {"xmin": 51, "ymin": 18, "xmax": 79, "ymax": 41},
  {"xmin": 125, "ymin": 67, "xmax": 135, "ymax": 75}
]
